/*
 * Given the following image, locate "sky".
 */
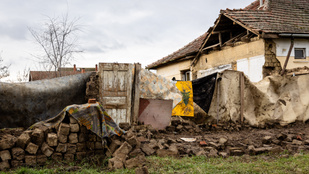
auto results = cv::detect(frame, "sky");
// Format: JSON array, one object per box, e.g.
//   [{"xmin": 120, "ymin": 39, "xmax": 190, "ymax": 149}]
[{"xmin": 0, "ymin": 0, "xmax": 254, "ymax": 82}]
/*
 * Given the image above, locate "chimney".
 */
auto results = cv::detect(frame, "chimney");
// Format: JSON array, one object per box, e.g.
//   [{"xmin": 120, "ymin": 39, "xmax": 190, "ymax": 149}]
[
  {"xmin": 81, "ymin": 68, "xmax": 85, "ymax": 73},
  {"xmin": 95, "ymin": 64, "xmax": 98, "ymax": 72},
  {"xmin": 73, "ymin": 64, "xmax": 76, "ymax": 72},
  {"xmin": 259, "ymin": 0, "xmax": 263, "ymax": 7}
]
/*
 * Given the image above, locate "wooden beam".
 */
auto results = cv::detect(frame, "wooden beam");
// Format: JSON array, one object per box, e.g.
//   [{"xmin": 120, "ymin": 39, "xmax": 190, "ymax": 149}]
[
  {"xmin": 212, "ymin": 30, "xmax": 231, "ymax": 34},
  {"xmin": 239, "ymin": 72, "xmax": 245, "ymax": 124},
  {"xmin": 202, "ymin": 43, "xmax": 220, "ymax": 51},
  {"xmin": 219, "ymin": 32, "xmax": 222, "ymax": 46},
  {"xmin": 223, "ymin": 14, "xmax": 260, "ymax": 36},
  {"xmin": 131, "ymin": 63, "xmax": 141, "ymax": 124},
  {"xmin": 280, "ymin": 38, "xmax": 294, "ymax": 76}
]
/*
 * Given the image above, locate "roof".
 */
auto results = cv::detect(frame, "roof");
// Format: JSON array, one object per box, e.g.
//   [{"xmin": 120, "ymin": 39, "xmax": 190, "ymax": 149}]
[
  {"xmin": 29, "ymin": 71, "xmax": 83, "ymax": 81},
  {"xmin": 222, "ymin": 0, "xmax": 309, "ymax": 34},
  {"xmin": 147, "ymin": 0, "xmax": 309, "ymax": 69},
  {"xmin": 146, "ymin": 32, "xmax": 208, "ymax": 69}
]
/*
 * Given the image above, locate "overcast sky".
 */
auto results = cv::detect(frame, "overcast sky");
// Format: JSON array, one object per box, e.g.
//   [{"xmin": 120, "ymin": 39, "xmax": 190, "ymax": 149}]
[{"xmin": 0, "ymin": 0, "xmax": 254, "ymax": 82}]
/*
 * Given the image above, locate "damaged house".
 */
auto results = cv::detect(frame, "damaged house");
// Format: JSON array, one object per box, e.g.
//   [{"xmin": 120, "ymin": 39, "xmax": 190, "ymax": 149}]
[{"xmin": 146, "ymin": 0, "xmax": 309, "ymax": 82}]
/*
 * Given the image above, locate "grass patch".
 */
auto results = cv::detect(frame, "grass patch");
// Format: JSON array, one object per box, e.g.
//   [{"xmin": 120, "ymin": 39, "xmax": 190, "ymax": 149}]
[{"xmin": 4, "ymin": 153, "xmax": 309, "ymax": 174}]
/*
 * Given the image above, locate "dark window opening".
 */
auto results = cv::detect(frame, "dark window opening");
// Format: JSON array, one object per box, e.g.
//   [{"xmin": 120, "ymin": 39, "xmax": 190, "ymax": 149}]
[{"xmin": 295, "ymin": 48, "xmax": 306, "ymax": 59}]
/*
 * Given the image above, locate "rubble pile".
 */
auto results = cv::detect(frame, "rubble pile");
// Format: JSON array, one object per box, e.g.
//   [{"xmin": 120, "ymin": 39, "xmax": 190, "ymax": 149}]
[
  {"xmin": 0, "ymin": 116, "xmax": 105, "ymax": 171},
  {"xmin": 1, "ymin": 115, "xmax": 309, "ymax": 171},
  {"xmin": 108, "ymin": 118, "xmax": 309, "ymax": 170}
]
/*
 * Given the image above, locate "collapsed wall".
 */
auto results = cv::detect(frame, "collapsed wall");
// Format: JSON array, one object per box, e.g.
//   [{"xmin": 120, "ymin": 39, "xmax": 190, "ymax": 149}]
[
  {"xmin": 0, "ymin": 73, "xmax": 92, "ymax": 128},
  {"xmin": 208, "ymin": 70, "xmax": 309, "ymax": 127}
]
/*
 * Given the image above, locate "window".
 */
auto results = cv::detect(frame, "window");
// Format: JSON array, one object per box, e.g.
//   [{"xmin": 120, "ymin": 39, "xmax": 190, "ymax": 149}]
[
  {"xmin": 181, "ymin": 70, "xmax": 191, "ymax": 81},
  {"xmin": 294, "ymin": 48, "xmax": 306, "ymax": 59}
]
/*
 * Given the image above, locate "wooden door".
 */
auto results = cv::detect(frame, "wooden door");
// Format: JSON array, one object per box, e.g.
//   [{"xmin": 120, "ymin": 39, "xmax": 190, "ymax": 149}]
[{"xmin": 99, "ymin": 63, "xmax": 134, "ymax": 124}]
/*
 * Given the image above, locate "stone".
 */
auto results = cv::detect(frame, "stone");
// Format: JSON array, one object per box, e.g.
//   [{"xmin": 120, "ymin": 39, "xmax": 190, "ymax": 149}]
[
  {"xmin": 129, "ymin": 148, "xmax": 144, "ymax": 158},
  {"xmin": 219, "ymin": 138, "xmax": 228, "ymax": 145},
  {"xmin": 56, "ymin": 143, "xmax": 67, "ymax": 153},
  {"xmin": 95, "ymin": 142, "xmax": 103, "ymax": 150},
  {"xmin": 67, "ymin": 144, "xmax": 77, "ymax": 154},
  {"xmin": 119, "ymin": 123, "xmax": 130, "ymax": 131},
  {"xmin": 0, "ymin": 161, "xmax": 10, "ymax": 171},
  {"xmin": 219, "ymin": 152, "xmax": 228, "ymax": 158},
  {"xmin": 88, "ymin": 134, "xmax": 97, "ymax": 142},
  {"xmin": 41, "ymin": 142, "xmax": 54, "ymax": 157},
  {"xmin": 141, "ymin": 143, "xmax": 155, "ymax": 156},
  {"xmin": 0, "ymin": 150, "xmax": 11, "ymax": 161},
  {"xmin": 125, "ymin": 154, "xmax": 146, "ymax": 169},
  {"xmin": 25, "ymin": 142, "xmax": 39, "ymax": 154},
  {"xmin": 286, "ymin": 134, "xmax": 295, "ymax": 142},
  {"xmin": 58, "ymin": 123, "xmax": 70, "ymax": 136},
  {"xmin": 76, "ymin": 152, "xmax": 86, "ymax": 161},
  {"xmin": 253, "ymin": 147, "xmax": 272, "ymax": 155},
  {"xmin": 176, "ymin": 125, "xmax": 183, "ymax": 131},
  {"xmin": 78, "ymin": 133, "xmax": 87, "ymax": 142},
  {"xmin": 25, "ymin": 155, "xmax": 37, "ymax": 166},
  {"xmin": 229, "ymin": 147, "xmax": 244, "ymax": 156},
  {"xmin": 70, "ymin": 116, "xmax": 78, "ymax": 124},
  {"xmin": 86, "ymin": 142, "xmax": 95, "ymax": 150},
  {"xmin": 64, "ymin": 153, "xmax": 75, "ymax": 162},
  {"xmin": 304, "ymin": 140, "xmax": 309, "ymax": 145},
  {"xmin": 169, "ymin": 144, "xmax": 178, "ymax": 154},
  {"xmin": 11, "ymin": 147, "xmax": 25, "ymax": 160},
  {"xmin": 269, "ymin": 146, "xmax": 283, "ymax": 154},
  {"xmin": 51, "ymin": 153, "xmax": 63, "ymax": 161},
  {"xmin": 31, "ymin": 128, "xmax": 44, "ymax": 145},
  {"xmin": 58, "ymin": 134, "xmax": 67, "ymax": 143},
  {"xmin": 127, "ymin": 136, "xmax": 139, "ymax": 148},
  {"xmin": 106, "ymin": 139, "xmax": 123, "ymax": 157},
  {"xmin": 108, "ymin": 157, "xmax": 124, "ymax": 169},
  {"xmin": 156, "ymin": 149, "xmax": 178, "ymax": 157},
  {"xmin": 77, "ymin": 143, "xmax": 86, "ymax": 152},
  {"xmin": 11, "ymin": 160, "xmax": 23, "ymax": 168},
  {"xmin": 208, "ymin": 148, "xmax": 218, "ymax": 157},
  {"xmin": 135, "ymin": 166, "xmax": 149, "ymax": 174},
  {"xmin": 209, "ymin": 142, "xmax": 220, "ymax": 149},
  {"xmin": 70, "ymin": 123, "xmax": 80, "ymax": 133},
  {"xmin": 276, "ymin": 133, "xmax": 287, "ymax": 141},
  {"xmin": 36, "ymin": 155, "xmax": 47, "ymax": 166},
  {"xmin": 292, "ymin": 139, "xmax": 303, "ymax": 145},
  {"xmin": 69, "ymin": 133, "xmax": 78, "ymax": 144},
  {"xmin": 113, "ymin": 142, "xmax": 132, "ymax": 162},
  {"xmin": 0, "ymin": 134, "xmax": 17, "ymax": 150},
  {"xmin": 196, "ymin": 150, "xmax": 207, "ymax": 156},
  {"xmin": 16, "ymin": 132, "xmax": 31, "ymax": 148},
  {"xmin": 262, "ymin": 136, "xmax": 272, "ymax": 144},
  {"xmin": 47, "ymin": 133, "xmax": 58, "ymax": 146}
]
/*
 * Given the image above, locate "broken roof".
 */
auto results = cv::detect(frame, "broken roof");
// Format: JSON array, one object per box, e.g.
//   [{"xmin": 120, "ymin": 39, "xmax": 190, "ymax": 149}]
[
  {"xmin": 147, "ymin": 0, "xmax": 309, "ymax": 69},
  {"xmin": 146, "ymin": 32, "xmax": 207, "ymax": 69}
]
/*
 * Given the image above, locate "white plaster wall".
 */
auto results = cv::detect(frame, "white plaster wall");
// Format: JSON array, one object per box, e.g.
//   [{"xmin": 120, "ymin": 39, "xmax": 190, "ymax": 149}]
[
  {"xmin": 274, "ymin": 38, "xmax": 309, "ymax": 57},
  {"xmin": 237, "ymin": 55, "xmax": 265, "ymax": 82}
]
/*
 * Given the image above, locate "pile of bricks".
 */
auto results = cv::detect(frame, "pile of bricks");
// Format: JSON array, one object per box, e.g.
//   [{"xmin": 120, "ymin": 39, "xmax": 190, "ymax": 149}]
[{"xmin": 0, "ymin": 116, "xmax": 104, "ymax": 170}]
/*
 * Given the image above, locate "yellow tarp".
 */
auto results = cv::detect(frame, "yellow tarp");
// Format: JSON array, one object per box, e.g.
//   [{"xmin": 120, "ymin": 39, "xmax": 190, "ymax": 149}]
[{"xmin": 172, "ymin": 81, "xmax": 194, "ymax": 117}]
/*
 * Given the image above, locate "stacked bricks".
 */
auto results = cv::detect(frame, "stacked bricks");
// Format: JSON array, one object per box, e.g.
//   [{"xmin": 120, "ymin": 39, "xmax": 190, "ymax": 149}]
[{"xmin": 0, "ymin": 115, "xmax": 105, "ymax": 171}]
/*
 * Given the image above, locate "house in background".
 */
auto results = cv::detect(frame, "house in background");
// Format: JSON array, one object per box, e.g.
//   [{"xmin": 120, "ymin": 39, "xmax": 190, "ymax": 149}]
[
  {"xmin": 29, "ymin": 64, "xmax": 97, "ymax": 81},
  {"xmin": 147, "ymin": 0, "xmax": 309, "ymax": 82}
]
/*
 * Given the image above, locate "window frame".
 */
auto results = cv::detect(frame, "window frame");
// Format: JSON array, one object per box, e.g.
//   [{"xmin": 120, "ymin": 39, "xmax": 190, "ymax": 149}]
[{"xmin": 294, "ymin": 48, "xmax": 306, "ymax": 59}]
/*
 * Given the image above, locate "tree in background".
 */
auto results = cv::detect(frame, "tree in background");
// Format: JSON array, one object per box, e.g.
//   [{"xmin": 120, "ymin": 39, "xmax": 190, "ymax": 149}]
[
  {"xmin": 0, "ymin": 54, "xmax": 9, "ymax": 79},
  {"xmin": 16, "ymin": 67, "xmax": 30, "ymax": 82},
  {"xmin": 29, "ymin": 14, "xmax": 82, "ymax": 76}
]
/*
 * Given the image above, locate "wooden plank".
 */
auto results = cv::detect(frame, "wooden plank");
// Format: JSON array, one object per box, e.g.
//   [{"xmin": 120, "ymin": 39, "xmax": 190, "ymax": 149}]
[
  {"xmin": 126, "ymin": 64, "xmax": 134, "ymax": 124},
  {"xmin": 103, "ymin": 97, "xmax": 126, "ymax": 105},
  {"xmin": 131, "ymin": 63, "xmax": 141, "ymax": 124},
  {"xmin": 239, "ymin": 72, "xmax": 245, "ymax": 124}
]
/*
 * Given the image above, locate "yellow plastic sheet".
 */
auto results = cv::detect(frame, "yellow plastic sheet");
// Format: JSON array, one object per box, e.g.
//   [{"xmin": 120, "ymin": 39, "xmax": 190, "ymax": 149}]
[{"xmin": 172, "ymin": 81, "xmax": 194, "ymax": 117}]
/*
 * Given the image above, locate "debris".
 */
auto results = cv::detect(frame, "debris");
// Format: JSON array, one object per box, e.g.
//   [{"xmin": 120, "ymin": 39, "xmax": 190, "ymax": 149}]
[{"xmin": 180, "ymin": 138, "xmax": 196, "ymax": 142}]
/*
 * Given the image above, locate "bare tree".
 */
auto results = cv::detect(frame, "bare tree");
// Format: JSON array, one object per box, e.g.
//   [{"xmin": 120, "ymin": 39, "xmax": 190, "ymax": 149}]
[
  {"xmin": 17, "ymin": 67, "xmax": 30, "ymax": 82},
  {"xmin": 29, "ymin": 14, "xmax": 82, "ymax": 76},
  {"xmin": 0, "ymin": 54, "xmax": 9, "ymax": 79}
]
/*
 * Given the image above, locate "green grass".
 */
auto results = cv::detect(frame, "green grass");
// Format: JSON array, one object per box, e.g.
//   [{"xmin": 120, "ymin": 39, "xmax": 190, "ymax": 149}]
[{"xmin": 4, "ymin": 153, "xmax": 309, "ymax": 174}]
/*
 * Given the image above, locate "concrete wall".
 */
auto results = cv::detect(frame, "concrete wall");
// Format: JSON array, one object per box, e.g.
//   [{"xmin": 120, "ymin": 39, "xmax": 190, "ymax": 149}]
[
  {"xmin": 156, "ymin": 59, "xmax": 191, "ymax": 81},
  {"xmin": 194, "ymin": 38, "xmax": 265, "ymax": 81},
  {"xmin": 274, "ymin": 38, "xmax": 309, "ymax": 69}
]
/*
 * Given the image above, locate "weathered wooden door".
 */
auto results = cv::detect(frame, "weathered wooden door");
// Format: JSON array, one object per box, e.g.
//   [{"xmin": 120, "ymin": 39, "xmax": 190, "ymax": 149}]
[{"xmin": 99, "ymin": 63, "xmax": 134, "ymax": 124}]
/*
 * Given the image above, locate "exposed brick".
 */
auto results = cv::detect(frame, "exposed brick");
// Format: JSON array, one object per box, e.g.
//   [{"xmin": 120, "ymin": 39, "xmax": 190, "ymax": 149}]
[
  {"xmin": 70, "ymin": 123, "xmax": 80, "ymax": 133},
  {"xmin": 47, "ymin": 133, "xmax": 58, "ymax": 147},
  {"xmin": 16, "ymin": 132, "xmax": 31, "ymax": 148},
  {"xmin": 56, "ymin": 143, "xmax": 67, "ymax": 153},
  {"xmin": 26, "ymin": 142, "xmax": 39, "ymax": 155},
  {"xmin": 58, "ymin": 134, "xmax": 67, "ymax": 144},
  {"xmin": 31, "ymin": 128, "xmax": 44, "ymax": 146},
  {"xmin": 64, "ymin": 153, "xmax": 74, "ymax": 162},
  {"xmin": 41, "ymin": 142, "xmax": 54, "ymax": 157},
  {"xmin": 36, "ymin": 155, "xmax": 47, "ymax": 166},
  {"xmin": 58, "ymin": 123, "xmax": 70, "ymax": 136},
  {"xmin": 51, "ymin": 153, "xmax": 63, "ymax": 161},
  {"xmin": 25, "ymin": 155, "xmax": 37, "ymax": 166},
  {"xmin": 69, "ymin": 133, "xmax": 78, "ymax": 144},
  {"xmin": 67, "ymin": 144, "xmax": 77, "ymax": 154},
  {"xmin": 11, "ymin": 160, "xmax": 23, "ymax": 168},
  {"xmin": 11, "ymin": 147, "xmax": 25, "ymax": 160}
]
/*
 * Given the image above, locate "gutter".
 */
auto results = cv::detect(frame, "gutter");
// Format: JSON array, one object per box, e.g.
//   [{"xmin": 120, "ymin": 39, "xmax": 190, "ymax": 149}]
[{"xmin": 279, "ymin": 33, "xmax": 309, "ymax": 38}]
